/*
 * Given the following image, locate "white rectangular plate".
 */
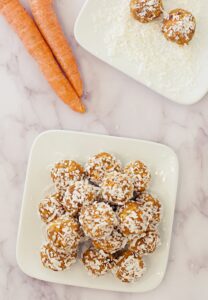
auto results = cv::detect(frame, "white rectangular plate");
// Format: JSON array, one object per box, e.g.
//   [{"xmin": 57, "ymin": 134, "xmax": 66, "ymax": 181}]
[
  {"xmin": 74, "ymin": 0, "xmax": 208, "ymax": 105},
  {"xmin": 16, "ymin": 130, "xmax": 179, "ymax": 293}
]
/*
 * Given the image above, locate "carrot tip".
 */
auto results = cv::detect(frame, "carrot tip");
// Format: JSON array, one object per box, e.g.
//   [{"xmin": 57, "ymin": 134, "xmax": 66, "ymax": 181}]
[
  {"xmin": 71, "ymin": 101, "xmax": 86, "ymax": 113},
  {"xmin": 79, "ymin": 103, "xmax": 86, "ymax": 113}
]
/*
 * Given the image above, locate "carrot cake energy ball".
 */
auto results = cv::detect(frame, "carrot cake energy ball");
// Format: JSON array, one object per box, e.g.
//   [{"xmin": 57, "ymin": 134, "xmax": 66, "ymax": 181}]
[
  {"xmin": 162, "ymin": 9, "xmax": 196, "ymax": 45},
  {"xmin": 51, "ymin": 160, "xmax": 84, "ymax": 193},
  {"xmin": 101, "ymin": 172, "xmax": 134, "ymax": 206},
  {"xmin": 82, "ymin": 247, "xmax": 113, "ymax": 276},
  {"xmin": 129, "ymin": 229, "xmax": 160, "ymax": 255},
  {"xmin": 62, "ymin": 181, "xmax": 99, "ymax": 217},
  {"xmin": 85, "ymin": 152, "xmax": 122, "ymax": 186},
  {"xmin": 113, "ymin": 250, "xmax": 146, "ymax": 283},
  {"xmin": 38, "ymin": 193, "xmax": 65, "ymax": 224},
  {"xmin": 40, "ymin": 243, "xmax": 77, "ymax": 271},
  {"xmin": 79, "ymin": 202, "xmax": 118, "ymax": 239},
  {"xmin": 138, "ymin": 193, "xmax": 162, "ymax": 227},
  {"xmin": 47, "ymin": 216, "xmax": 81, "ymax": 251},
  {"xmin": 118, "ymin": 201, "xmax": 151, "ymax": 236},
  {"xmin": 92, "ymin": 230, "xmax": 127, "ymax": 254},
  {"xmin": 124, "ymin": 160, "xmax": 151, "ymax": 194},
  {"xmin": 130, "ymin": 0, "xmax": 163, "ymax": 23}
]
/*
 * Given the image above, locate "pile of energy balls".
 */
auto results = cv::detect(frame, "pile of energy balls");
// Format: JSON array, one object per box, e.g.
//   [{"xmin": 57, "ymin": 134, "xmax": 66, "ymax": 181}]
[{"xmin": 38, "ymin": 152, "xmax": 162, "ymax": 283}]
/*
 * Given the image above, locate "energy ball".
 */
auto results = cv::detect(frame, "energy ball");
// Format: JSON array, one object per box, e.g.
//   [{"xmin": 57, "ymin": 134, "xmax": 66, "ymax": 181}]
[
  {"xmin": 62, "ymin": 181, "xmax": 99, "ymax": 216},
  {"xmin": 130, "ymin": 0, "xmax": 163, "ymax": 23},
  {"xmin": 113, "ymin": 250, "xmax": 146, "ymax": 283},
  {"xmin": 51, "ymin": 160, "xmax": 84, "ymax": 193},
  {"xmin": 162, "ymin": 9, "xmax": 196, "ymax": 45},
  {"xmin": 101, "ymin": 172, "xmax": 134, "ymax": 206},
  {"xmin": 137, "ymin": 193, "xmax": 162, "ymax": 227},
  {"xmin": 85, "ymin": 152, "xmax": 122, "ymax": 186},
  {"xmin": 40, "ymin": 243, "xmax": 77, "ymax": 271},
  {"xmin": 82, "ymin": 247, "xmax": 113, "ymax": 276},
  {"xmin": 124, "ymin": 160, "xmax": 151, "ymax": 194},
  {"xmin": 129, "ymin": 229, "xmax": 160, "ymax": 255},
  {"xmin": 92, "ymin": 230, "xmax": 127, "ymax": 254},
  {"xmin": 38, "ymin": 193, "xmax": 65, "ymax": 224},
  {"xmin": 47, "ymin": 216, "xmax": 81, "ymax": 252},
  {"xmin": 79, "ymin": 202, "xmax": 118, "ymax": 239},
  {"xmin": 118, "ymin": 201, "xmax": 151, "ymax": 236}
]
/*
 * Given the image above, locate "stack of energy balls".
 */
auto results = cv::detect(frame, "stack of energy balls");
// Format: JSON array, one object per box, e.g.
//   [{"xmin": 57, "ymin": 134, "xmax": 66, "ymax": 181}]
[{"xmin": 38, "ymin": 152, "xmax": 162, "ymax": 283}]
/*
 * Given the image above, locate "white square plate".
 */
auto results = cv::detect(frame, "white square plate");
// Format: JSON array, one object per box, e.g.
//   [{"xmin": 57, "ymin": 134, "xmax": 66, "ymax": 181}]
[
  {"xmin": 74, "ymin": 0, "xmax": 208, "ymax": 105},
  {"xmin": 16, "ymin": 130, "xmax": 179, "ymax": 293}
]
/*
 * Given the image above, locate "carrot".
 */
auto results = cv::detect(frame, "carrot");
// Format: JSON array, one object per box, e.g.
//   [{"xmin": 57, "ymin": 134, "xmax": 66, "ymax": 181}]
[
  {"xmin": 0, "ymin": 0, "xmax": 85, "ymax": 113},
  {"xmin": 29, "ymin": 0, "xmax": 83, "ymax": 97}
]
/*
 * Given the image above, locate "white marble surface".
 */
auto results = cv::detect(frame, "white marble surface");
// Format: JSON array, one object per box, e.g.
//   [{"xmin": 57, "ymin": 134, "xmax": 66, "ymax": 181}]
[{"xmin": 0, "ymin": 0, "xmax": 208, "ymax": 299}]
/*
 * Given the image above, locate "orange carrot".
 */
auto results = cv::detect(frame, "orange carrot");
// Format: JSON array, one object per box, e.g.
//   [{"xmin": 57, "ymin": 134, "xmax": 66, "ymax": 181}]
[
  {"xmin": 0, "ymin": 0, "xmax": 85, "ymax": 113},
  {"xmin": 29, "ymin": 0, "xmax": 83, "ymax": 97}
]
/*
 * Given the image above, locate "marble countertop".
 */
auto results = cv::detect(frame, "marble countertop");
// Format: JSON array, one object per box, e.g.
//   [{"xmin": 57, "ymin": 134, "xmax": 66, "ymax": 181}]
[{"xmin": 0, "ymin": 0, "xmax": 208, "ymax": 299}]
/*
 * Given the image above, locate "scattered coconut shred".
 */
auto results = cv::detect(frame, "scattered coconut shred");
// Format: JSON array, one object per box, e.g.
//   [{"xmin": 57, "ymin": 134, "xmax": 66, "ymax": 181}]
[{"xmin": 92, "ymin": 0, "xmax": 202, "ymax": 99}]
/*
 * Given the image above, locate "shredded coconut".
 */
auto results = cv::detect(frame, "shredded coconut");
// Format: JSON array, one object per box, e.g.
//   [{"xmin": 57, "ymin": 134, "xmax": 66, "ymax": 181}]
[
  {"xmin": 40, "ymin": 243, "xmax": 77, "ymax": 271},
  {"xmin": 46, "ymin": 217, "xmax": 81, "ymax": 251},
  {"xmin": 85, "ymin": 152, "xmax": 122, "ymax": 186},
  {"xmin": 38, "ymin": 193, "xmax": 65, "ymax": 224},
  {"xmin": 63, "ymin": 180, "xmax": 100, "ymax": 216},
  {"xmin": 129, "ymin": 229, "xmax": 160, "ymax": 254},
  {"xmin": 82, "ymin": 247, "xmax": 113, "ymax": 276},
  {"xmin": 92, "ymin": 230, "xmax": 128, "ymax": 254},
  {"xmin": 101, "ymin": 171, "xmax": 134, "ymax": 205},
  {"xmin": 118, "ymin": 201, "xmax": 151, "ymax": 235},
  {"xmin": 162, "ymin": 9, "xmax": 196, "ymax": 44},
  {"xmin": 79, "ymin": 202, "xmax": 118, "ymax": 239},
  {"xmin": 124, "ymin": 160, "xmax": 151, "ymax": 193},
  {"xmin": 51, "ymin": 160, "xmax": 84, "ymax": 193},
  {"xmin": 137, "ymin": 193, "xmax": 162, "ymax": 226},
  {"xmin": 130, "ymin": 0, "xmax": 163, "ymax": 22},
  {"xmin": 113, "ymin": 251, "xmax": 146, "ymax": 282}
]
